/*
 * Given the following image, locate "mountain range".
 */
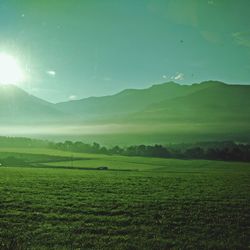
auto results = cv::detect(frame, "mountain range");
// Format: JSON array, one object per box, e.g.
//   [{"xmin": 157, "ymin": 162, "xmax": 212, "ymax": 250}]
[
  {"xmin": 55, "ymin": 81, "xmax": 209, "ymax": 121},
  {"xmin": 0, "ymin": 81, "xmax": 250, "ymax": 140}
]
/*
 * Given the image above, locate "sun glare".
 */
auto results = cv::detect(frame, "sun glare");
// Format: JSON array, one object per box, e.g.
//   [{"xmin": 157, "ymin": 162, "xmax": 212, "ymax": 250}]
[{"xmin": 0, "ymin": 53, "xmax": 25, "ymax": 85}]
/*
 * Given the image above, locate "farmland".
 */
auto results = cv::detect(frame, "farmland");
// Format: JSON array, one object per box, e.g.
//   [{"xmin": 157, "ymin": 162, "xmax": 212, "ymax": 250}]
[{"xmin": 0, "ymin": 148, "xmax": 249, "ymax": 249}]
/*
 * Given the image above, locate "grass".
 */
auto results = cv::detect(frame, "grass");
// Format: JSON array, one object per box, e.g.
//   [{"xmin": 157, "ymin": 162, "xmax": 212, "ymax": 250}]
[{"xmin": 0, "ymin": 147, "xmax": 249, "ymax": 249}]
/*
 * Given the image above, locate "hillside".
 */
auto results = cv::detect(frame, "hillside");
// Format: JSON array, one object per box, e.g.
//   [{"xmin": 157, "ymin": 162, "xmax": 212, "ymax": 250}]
[
  {"xmin": 130, "ymin": 82, "xmax": 250, "ymax": 124},
  {"xmin": 55, "ymin": 81, "xmax": 212, "ymax": 121},
  {"xmin": 0, "ymin": 85, "xmax": 67, "ymax": 124}
]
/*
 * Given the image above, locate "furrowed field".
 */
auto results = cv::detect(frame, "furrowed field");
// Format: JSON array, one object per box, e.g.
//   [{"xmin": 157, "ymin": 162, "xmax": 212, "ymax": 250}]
[{"xmin": 0, "ymin": 148, "xmax": 249, "ymax": 249}]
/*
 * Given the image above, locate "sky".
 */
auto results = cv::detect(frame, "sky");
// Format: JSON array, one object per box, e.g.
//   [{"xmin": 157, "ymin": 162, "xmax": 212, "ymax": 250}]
[{"xmin": 0, "ymin": 0, "xmax": 250, "ymax": 102}]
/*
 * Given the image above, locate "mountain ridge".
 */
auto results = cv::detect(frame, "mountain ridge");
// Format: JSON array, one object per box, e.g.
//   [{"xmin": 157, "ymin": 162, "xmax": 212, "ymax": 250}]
[
  {"xmin": 0, "ymin": 84, "xmax": 68, "ymax": 124},
  {"xmin": 55, "ymin": 80, "xmax": 229, "ymax": 121},
  {"xmin": 128, "ymin": 83, "xmax": 250, "ymax": 123},
  {"xmin": 0, "ymin": 81, "xmax": 249, "ymax": 131}
]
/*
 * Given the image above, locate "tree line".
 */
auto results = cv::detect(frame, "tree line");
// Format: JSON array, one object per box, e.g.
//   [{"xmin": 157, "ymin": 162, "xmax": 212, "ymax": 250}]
[
  {"xmin": 1, "ymin": 136, "xmax": 249, "ymax": 162},
  {"xmin": 50, "ymin": 140, "xmax": 250, "ymax": 162}
]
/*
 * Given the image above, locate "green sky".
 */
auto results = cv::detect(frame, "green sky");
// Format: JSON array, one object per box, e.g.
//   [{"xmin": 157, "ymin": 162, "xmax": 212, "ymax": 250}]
[{"xmin": 0, "ymin": 0, "xmax": 249, "ymax": 102}]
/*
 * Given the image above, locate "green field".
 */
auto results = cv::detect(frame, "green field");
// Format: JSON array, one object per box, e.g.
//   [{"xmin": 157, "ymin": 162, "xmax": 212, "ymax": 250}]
[{"xmin": 0, "ymin": 148, "xmax": 249, "ymax": 249}]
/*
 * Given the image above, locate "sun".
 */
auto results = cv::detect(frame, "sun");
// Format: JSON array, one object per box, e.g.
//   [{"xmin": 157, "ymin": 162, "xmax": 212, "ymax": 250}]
[{"xmin": 0, "ymin": 53, "xmax": 25, "ymax": 85}]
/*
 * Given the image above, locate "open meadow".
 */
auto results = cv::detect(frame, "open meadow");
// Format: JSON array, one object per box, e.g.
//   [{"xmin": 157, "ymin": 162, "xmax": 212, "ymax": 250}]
[{"xmin": 0, "ymin": 147, "xmax": 249, "ymax": 249}]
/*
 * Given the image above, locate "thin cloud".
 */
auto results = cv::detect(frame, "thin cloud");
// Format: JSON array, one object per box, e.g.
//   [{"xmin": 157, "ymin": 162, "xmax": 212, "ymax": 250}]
[
  {"xmin": 171, "ymin": 72, "xmax": 184, "ymax": 81},
  {"xmin": 69, "ymin": 95, "xmax": 77, "ymax": 100},
  {"xmin": 46, "ymin": 70, "xmax": 56, "ymax": 77},
  {"xmin": 232, "ymin": 31, "xmax": 250, "ymax": 48}
]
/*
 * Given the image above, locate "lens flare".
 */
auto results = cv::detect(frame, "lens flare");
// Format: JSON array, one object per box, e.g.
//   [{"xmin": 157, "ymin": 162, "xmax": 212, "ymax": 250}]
[{"xmin": 0, "ymin": 53, "xmax": 25, "ymax": 85}]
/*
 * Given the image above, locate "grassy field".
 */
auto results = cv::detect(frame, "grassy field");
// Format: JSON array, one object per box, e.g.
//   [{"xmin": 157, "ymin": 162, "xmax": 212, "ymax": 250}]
[{"xmin": 0, "ymin": 147, "xmax": 249, "ymax": 249}]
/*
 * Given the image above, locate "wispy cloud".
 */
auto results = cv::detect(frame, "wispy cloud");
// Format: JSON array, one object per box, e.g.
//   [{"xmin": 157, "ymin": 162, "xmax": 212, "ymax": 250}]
[
  {"xmin": 232, "ymin": 31, "xmax": 250, "ymax": 48},
  {"xmin": 69, "ymin": 95, "xmax": 77, "ymax": 100},
  {"xmin": 46, "ymin": 70, "xmax": 56, "ymax": 77},
  {"xmin": 171, "ymin": 72, "xmax": 184, "ymax": 81}
]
